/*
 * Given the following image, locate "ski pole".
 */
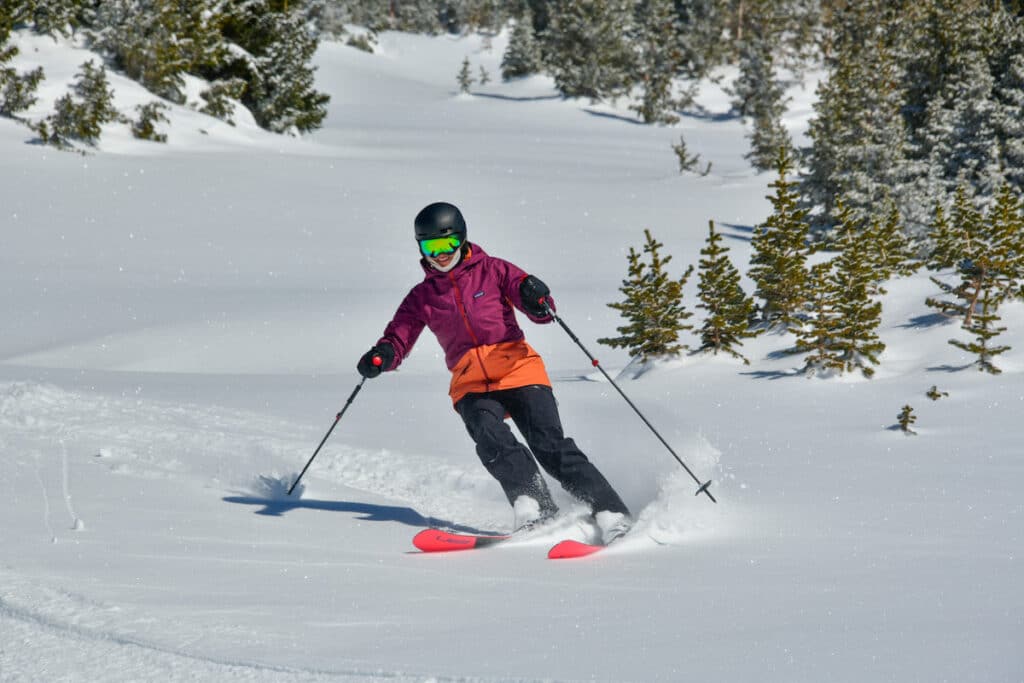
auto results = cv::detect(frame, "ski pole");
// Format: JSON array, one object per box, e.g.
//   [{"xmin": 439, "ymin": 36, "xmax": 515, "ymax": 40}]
[
  {"xmin": 542, "ymin": 303, "xmax": 716, "ymax": 503},
  {"xmin": 288, "ymin": 377, "xmax": 368, "ymax": 496}
]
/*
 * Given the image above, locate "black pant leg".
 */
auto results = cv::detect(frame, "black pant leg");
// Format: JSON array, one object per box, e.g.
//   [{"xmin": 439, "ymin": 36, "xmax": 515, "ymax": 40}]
[
  {"xmin": 505, "ymin": 385, "xmax": 630, "ymax": 516},
  {"xmin": 455, "ymin": 393, "xmax": 557, "ymax": 513}
]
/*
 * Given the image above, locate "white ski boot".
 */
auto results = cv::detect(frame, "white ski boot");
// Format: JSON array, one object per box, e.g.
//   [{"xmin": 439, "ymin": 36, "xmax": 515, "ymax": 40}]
[{"xmin": 594, "ymin": 510, "xmax": 633, "ymax": 545}]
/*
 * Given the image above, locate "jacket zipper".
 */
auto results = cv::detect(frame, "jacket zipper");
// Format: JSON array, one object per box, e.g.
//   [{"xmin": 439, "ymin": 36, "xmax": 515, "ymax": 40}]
[{"xmin": 449, "ymin": 272, "xmax": 493, "ymax": 390}]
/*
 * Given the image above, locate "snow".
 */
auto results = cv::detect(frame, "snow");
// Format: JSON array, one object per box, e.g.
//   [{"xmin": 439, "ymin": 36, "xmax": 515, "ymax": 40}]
[{"xmin": 2, "ymin": 28, "xmax": 1022, "ymax": 683}]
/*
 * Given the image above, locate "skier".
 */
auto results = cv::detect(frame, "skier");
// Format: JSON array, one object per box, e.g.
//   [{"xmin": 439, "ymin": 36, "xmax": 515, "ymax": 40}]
[{"xmin": 357, "ymin": 202, "xmax": 632, "ymax": 544}]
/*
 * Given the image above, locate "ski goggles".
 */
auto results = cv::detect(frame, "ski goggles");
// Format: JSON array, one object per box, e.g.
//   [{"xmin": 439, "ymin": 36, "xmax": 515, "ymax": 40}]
[{"xmin": 419, "ymin": 235, "xmax": 462, "ymax": 257}]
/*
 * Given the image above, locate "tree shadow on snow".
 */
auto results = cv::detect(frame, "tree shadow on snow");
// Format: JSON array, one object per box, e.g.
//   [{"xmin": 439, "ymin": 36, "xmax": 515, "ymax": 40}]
[
  {"xmin": 472, "ymin": 91, "xmax": 562, "ymax": 103},
  {"xmin": 926, "ymin": 363, "xmax": 975, "ymax": 373},
  {"xmin": 898, "ymin": 312, "xmax": 954, "ymax": 329},
  {"xmin": 582, "ymin": 108, "xmax": 646, "ymax": 125},
  {"xmin": 720, "ymin": 223, "xmax": 754, "ymax": 243}
]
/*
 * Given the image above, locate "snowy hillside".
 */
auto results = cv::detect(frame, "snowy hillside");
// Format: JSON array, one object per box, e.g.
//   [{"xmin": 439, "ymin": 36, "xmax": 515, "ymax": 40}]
[{"xmin": 1, "ymin": 29, "xmax": 1021, "ymax": 683}]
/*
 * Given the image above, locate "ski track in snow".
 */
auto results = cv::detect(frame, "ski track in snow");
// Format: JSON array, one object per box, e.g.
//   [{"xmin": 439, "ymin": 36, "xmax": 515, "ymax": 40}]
[{"xmin": 0, "ymin": 570, "xmax": 511, "ymax": 683}]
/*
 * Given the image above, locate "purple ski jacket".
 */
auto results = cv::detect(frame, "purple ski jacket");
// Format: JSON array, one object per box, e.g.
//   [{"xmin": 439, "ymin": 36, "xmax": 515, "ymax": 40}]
[{"xmin": 377, "ymin": 243, "xmax": 555, "ymax": 405}]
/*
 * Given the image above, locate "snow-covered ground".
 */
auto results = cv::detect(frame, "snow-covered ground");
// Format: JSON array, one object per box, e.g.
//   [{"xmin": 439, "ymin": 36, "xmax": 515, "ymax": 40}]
[{"xmin": 1, "ymin": 29, "xmax": 1021, "ymax": 683}]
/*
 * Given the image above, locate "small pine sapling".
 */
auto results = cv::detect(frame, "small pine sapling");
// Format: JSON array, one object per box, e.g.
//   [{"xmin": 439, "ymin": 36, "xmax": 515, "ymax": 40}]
[
  {"xmin": 671, "ymin": 135, "xmax": 704, "ymax": 174},
  {"xmin": 926, "ymin": 385, "xmax": 949, "ymax": 400},
  {"xmin": 478, "ymin": 65, "xmax": 490, "ymax": 86},
  {"xmin": 131, "ymin": 101, "xmax": 169, "ymax": 142},
  {"xmin": 598, "ymin": 229, "xmax": 694, "ymax": 362},
  {"xmin": 33, "ymin": 60, "xmax": 121, "ymax": 150},
  {"xmin": 896, "ymin": 405, "xmax": 917, "ymax": 435},
  {"xmin": 457, "ymin": 57, "xmax": 474, "ymax": 94}
]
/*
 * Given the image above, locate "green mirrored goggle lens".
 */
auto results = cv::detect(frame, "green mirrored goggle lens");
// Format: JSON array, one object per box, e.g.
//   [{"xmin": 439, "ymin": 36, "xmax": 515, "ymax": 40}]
[{"xmin": 419, "ymin": 235, "xmax": 462, "ymax": 257}]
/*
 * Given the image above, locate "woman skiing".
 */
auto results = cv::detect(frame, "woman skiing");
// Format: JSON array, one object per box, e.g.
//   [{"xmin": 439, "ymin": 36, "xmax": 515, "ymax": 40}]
[{"xmin": 357, "ymin": 202, "xmax": 631, "ymax": 543}]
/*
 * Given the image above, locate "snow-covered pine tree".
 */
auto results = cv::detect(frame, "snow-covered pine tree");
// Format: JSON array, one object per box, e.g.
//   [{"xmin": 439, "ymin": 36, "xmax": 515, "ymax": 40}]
[
  {"xmin": 90, "ymin": 0, "xmax": 196, "ymax": 104},
  {"xmin": 457, "ymin": 57, "xmax": 473, "ymax": 93},
  {"xmin": 919, "ymin": 47, "xmax": 1004, "ymax": 204},
  {"xmin": 829, "ymin": 204, "xmax": 886, "ymax": 377},
  {"xmin": 994, "ymin": 52, "xmax": 1024, "ymax": 192},
  {"xmin": 802, "ymin": 4, "xmax": 912, "ymax": 231},
  {"xmin": 748, "ymin": 145, "xmax": 809, "ymax": 328},
  {"xmin": 394, "ymin": 0, "xmax": 442, "ymax": 34},
  {"xmin": 543, "ymin": 0, "xmax": 635, "ymax": 102},
  {"xmin": 630, "ymin": 0, "xmax": 683, "ymax": 125},
  {"xmin": 696, "ymin": 220, "xmax": 759, "ymax": 364},
  {"xmin": 219, "ymin": 2, "xmax": 330, "ymax": 134},
  {"xmin": 501, "ymin": 11, "xmax": 542, "ymax": 80},
  {"xmin": 199, "ymin": 78, "xmax": 246, "ymax": 125},
  {"xmin": 598, "ymin": 229, "xmax": 694, "ymax": 361},
  {"xmin": 10, "ymin": 0, "xmax": 88, "ymax": 37},
  {"xmin": 0, "ymin": 16, "xmax": 44, "ymax": 118}
]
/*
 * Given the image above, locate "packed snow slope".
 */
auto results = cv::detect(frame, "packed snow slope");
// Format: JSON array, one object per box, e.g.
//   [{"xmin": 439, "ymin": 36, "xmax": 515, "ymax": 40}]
[{"xmin": 1, "ymin": 29, "xmax": 1021, "ymax": 683}]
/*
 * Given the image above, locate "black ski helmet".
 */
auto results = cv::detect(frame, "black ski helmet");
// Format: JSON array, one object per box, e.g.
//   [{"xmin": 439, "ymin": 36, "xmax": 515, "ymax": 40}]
[{"xmin": 414, "ymin": 202, "xmax": 467, "ymax": 244}]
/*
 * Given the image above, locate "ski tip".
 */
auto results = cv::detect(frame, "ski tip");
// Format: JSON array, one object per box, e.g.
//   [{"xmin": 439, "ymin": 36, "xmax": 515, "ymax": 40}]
[
  {"xmin": 412, "ymin": 528, "xmax": 508, "ymax": 553},
  {"xmin": 547, "ymin": 539, "xmax": 605, "ymax": 560}
]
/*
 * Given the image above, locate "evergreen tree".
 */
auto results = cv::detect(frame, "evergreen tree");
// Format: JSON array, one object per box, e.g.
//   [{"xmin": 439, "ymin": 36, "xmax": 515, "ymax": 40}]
[
  {"xmin": 925, "ymin": 185, "xmax": 986, "ymax": 323},
  {"xmin": 792, "ymin": 261, "xmax": 843, "ymax": 376},
  {"xmin": 748, "ymin": 146, "xmax": 809, "ymax": 328},
  {"xmin": 802, "ymin": 5, "xmax": 913, "ymax": 231},
  {"xmin": 949, "ymin": 285, "xmax": 1010, "ymax": 374},
  {"xmin": 33, "ymin": 60, "xmax": 120, "ymax": 149},
  {"xmin": 218, "ymin": 2, "xmax": 330, "ymax": 134},
  {"xmin": 862, "ymin": 200, "xmax": 920, "ymax": 293},
  {"xmin": 199, "ymin": 78, "xmax": 246, "ymax": 125},
  {"xmin": 501, "ymin": 12, "xmax": 542, "ymax": 80},
  {"xmin": 828, "ymin": 207, "xmax": 886, "ymax": 377},
  {"xmin": 543, "ymin": 0, "xmax": 635, "ymax": 102},
  {"xmin": 671, "ymin": 133, "xmax": 706, "ymax": 174},
  {"xmin": 994, "ymin": 52, "xmax": 1024, "ymax": 192},
  {"xmin": 90, "ymin": 0, "xmax": 203, "ymax": 104},
  {"xmin": 456, "ymin": 57, "xmax": 473, "ymax": 93},
  {"xmin": 598, "ymin": 229, "xmax": 694, "ymax": 361},
  {"xmin": 131, "ymin": 100, "xmax": 169, "ymax": 142},
  {"xmin": 896, "ymin": 405, "xmax": 917, "ymax": 434},
  {"xmin": 630, "ymin": 0, "xmax": 683, "ymax": 124},
  {"xmin": 695, "ymin": 220, "xmax": 759, "ymax": 363},
  {"xmin": 11, "ymin": 0, "xmax": 88, "ymax": 37},
  {"xmin": 919, "ymin": 46, "xmax": 1004, "ymax": 203},
  {"xmin": 1, "ymin": 19, "xmax": 44, "ymax": 119},
  {"xmin": 929, "ymin": 183, "xmax": 1022, "ymax": 372}
]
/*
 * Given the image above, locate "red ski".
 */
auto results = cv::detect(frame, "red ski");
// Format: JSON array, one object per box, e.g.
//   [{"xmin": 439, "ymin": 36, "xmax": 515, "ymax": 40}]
[
  {"xmin": 412, "ymin": 528, "xmax": 509, "ymax": 553},
  {"xmin": 547, "ymin": 539, "xmax": 605, "ymax": 559}
]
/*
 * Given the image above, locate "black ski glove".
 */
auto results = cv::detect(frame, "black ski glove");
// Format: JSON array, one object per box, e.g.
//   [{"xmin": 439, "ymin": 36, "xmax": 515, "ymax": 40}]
[
  {"xmin": 519, "ymin": 275, "xmax": 552, "ymax": 318},
  {"xmin": 357, "ymin": 343, "xmax": 395, "ymax": 379}
]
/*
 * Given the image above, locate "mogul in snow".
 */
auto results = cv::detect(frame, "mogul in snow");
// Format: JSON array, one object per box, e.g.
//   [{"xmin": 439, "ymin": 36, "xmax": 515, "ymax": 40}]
[{"xmin": 357, "ymin": 202, "xmax": 632, "ymax": 544}]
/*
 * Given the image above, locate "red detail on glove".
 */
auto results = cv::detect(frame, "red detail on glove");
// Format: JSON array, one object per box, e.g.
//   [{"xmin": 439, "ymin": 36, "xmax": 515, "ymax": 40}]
[{"xmin": 372, "ymin": 356, "xmax": 383, "ymax": 367}]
